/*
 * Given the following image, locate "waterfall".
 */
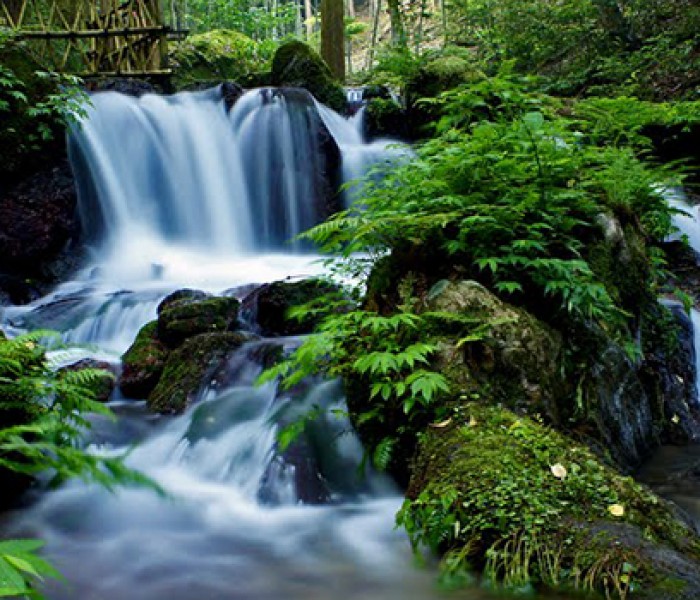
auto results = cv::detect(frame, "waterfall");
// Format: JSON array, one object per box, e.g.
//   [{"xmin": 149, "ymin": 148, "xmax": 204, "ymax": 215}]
[
  {"xmin": 0, "ymin": 87, "xmax": 454, "ymax": 599},
  {"xmin": 315, "ymin": 101, "xmax": 411, "ymax": 205},
  {"xmin": 669, "ymin": 188, "xmax": 700, "ymax": 402}
]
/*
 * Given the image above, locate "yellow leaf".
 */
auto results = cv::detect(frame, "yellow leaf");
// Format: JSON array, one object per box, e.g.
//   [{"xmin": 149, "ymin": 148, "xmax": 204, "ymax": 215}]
[
  {"xmin": 550, "ymin": 463, "xmax": 567, "ymax": 480},
  {"xmin": 431, "ymin": 418, "xmax": 452, "ymax": 428},
  {"xmin": 468, "ymin": 416, "xmax": 478, "ymax": 427},
  {"xmin": 608, "ymin": 504, "xmax": 625, "ymax": 517}
]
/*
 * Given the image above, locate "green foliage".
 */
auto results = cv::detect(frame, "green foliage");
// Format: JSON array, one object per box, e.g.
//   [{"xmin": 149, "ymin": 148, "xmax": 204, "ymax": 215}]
[
  {"xmin": 170, "ymin": 30, "xmax": 274, "ymax": 88},
  {"xmin": 259, "ymin": 307, "xmax": 466, "ymax": 468},
  {"xmin": 182, "ymin": 0, "xmax": 299, "ymax": 40},
  {"xmin": 0, "ymin": 35, "xmax": 89, "ymax": 181},
  {"xmin": 307, "ymin": 80, "xmax": 679, "ymax": 333},
  {"xmin": 446, "ymin": 0, "xmax": 700, "ymax": 99},
  {"xmin": 0, "ymin": 539, "xmax": 62, "ymax": 598},
  {"xmin": 0, "ymin": 332, "xmax": 159, "ymax": 597}
]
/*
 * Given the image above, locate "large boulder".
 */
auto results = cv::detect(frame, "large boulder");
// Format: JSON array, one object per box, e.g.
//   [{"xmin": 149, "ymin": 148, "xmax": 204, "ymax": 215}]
[
  {"xmin": 271, "ymin": 41, "xmax": 346, "ymax": 112},
  {"xmin": 404, "ymin": 50, "xmax": 484, "ymax": 138},
  {"xmin": 148, "ymin": 332, "xmax": 250, "ymax": 414},
  {"xmin": 427, "ymin": 280, "xmax": 564, "ymax": 419},
  {"xmin": 243, "ymin": 278, "xmax": 343, "ymax": 336},
  {"xmin": 119, "ymin": 321, "xmax": 169, "ymax": 399}
]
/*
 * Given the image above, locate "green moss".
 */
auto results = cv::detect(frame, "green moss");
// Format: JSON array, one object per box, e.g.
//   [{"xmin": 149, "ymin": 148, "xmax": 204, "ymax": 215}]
[
  {"xmin": 119, "ymin": 321, "xmax": 169, "ymax": 399},
  {"xmin": 271, "ymin": 41, "xmax": 345, "ymax": 112},
  {"xmin": 148, "ymin": 332, "xmax": 248, "ymax": 414},
  {"xmin": 400, "ymin": 403, "xmax": 700, "ymax": 597},
  {"xmin": 170, "ymin": 29, "xmax": 270, "ymax": 89},
  {"xmin": 158, "ymin": 296, "xmax": 240, "ymax": 347}
]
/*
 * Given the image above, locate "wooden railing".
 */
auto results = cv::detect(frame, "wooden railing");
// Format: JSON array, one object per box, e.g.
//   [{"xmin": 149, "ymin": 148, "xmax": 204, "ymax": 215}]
[{"xmin": 1, "ymin": 0, "xmax": 181, "ymax": 77}]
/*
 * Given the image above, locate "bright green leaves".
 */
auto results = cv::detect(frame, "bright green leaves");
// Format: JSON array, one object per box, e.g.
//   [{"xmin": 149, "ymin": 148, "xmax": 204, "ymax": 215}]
[
  {"xmin": 356, "ymin": 342, "xmax": 435, "ymax": 376},
  {"xmin": 0, "ymin": 539, "xmax": 62, "ymax": 598}
]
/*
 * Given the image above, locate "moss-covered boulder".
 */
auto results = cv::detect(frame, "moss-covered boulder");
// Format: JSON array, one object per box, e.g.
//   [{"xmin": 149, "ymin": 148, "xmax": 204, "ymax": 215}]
[
  {"xmin": 401, "ymin": 403, "xmax": 700, "ymax": 599},
  {"xmin": 243, "ymin": 278, "xmax": 344, "ymax": 336},
  {"xmin": 271, "ymin": 41, "xmax": 345, "ymax": 112},
  {"xmin": 405, "ymin": 50, "xmax": 485, "ymax": 138},
  {"xmin": 119, "ymin": 321, "xmax": 169, "ymax": 399},
  {"xmin": 148, "ymin": 332, "xmax": 249, "ymax": 414},
  {"xmin": 170, "ymin": 30, "xmax": 269, "ymax": 90},
  {"xmin": 157, "ymin": 292, "xmax": 240, "ymax": 347},
  {"xmin": 427, "ymin": 280, "xmax": 564, "ymax": 419},
  {"xmin": 365, "ymin": 97, "xmax": 408, "ymax": 141}
]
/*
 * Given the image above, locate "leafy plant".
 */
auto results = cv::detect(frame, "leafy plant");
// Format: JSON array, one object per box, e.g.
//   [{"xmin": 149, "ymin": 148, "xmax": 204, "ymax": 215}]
[{"xmin": 0, "ymin": 331, "xmax": 158, "ymax": 597}]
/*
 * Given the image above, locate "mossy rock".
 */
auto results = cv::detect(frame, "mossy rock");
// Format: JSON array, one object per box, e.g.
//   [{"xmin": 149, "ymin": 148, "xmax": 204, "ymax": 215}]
[
  {"xmin": 170, "ymin": 30, "xmax": 268, "ymax": 90},
  {"xmin": 158, "ymin": 293, "xmax": 240, "ymax": 347},
  {"xmin": 401, "ymin": 403, "xmax": 700, "ymax": 598},
  {"xmin": 271, "ymin": 41, "xmax": 346, "ymax": 112},
  {"xmin": 148, "ymin": 332, "xmax": 249, "ymax": 414},
  {"xmin": 119, "ymin": 321, "xmax": 169, "ymax": 399},
  {"xmin": 405, "ymin": 51, "xmax": 484, "ymax": 138},
  {"xmin": 426, "ymin": 280, "xmax": 564, "ymax": 417},
  {"xmin": 365, "ymin": 98, "xmax": 408, "ymax": 140},
  {"xmin": 244, "ymin": 278, "xmax": 344, "ymax": 336},
  {"xmin": 587, "ymin": 214, "xmax": 654, "ymax": 318}
]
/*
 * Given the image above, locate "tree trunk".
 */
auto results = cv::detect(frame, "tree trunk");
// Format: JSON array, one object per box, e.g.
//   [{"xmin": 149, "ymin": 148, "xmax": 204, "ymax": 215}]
[
  {"xmin": 305, "ymin": 0, "xmax": 314, "ymax": 39},
  {"xmin": 321, "ymin": 0, "xmax": 345, "ymax": 81},
  {"xmin": 367, "ymin": 0, "xmax": 381, "ymax": 69},
  {"xmin": 386, "ymin": 0, "xmax": 406, "ymax": 45}
]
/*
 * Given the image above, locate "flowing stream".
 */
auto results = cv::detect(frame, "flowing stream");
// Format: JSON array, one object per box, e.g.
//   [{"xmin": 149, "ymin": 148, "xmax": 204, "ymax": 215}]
[{"xmin": 0, "ymin": 87, "xmax": 491, "ymax": 599}]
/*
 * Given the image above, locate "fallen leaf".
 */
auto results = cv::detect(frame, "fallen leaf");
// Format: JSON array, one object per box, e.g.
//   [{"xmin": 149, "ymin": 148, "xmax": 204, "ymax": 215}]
[
  {"xmin": 431, "ymin": 418, "xmax": 452, "ymax": 428},
  {"xmin": 608, "ymin": 504, "xmax": 625, "ymax": 517},
  {"xmin": 550, "ymin": 463, "xmax": 567, "ymax": 480}
]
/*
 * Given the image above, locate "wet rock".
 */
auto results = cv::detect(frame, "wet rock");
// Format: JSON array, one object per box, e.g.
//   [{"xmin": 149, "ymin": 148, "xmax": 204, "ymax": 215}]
[
  {"xmin": 0, "ymin": 161, "xmax": 82, "ymax": 289},
  {"xmin": 60, "ymin": 359, "xmax": 117, "ymax": 403},
  {"xmin": 148, "ymin": 332, "xmax": 250, "ymax": 414},
  {"xmin": 119, "ymin": 321, "xmax": 169, "ymax": 399},
  {"xmin": 587, "ymin": 342, "xmax": 657, "ymax": 467},
  {"xmin": 157, "ymin": 289, "xmax": 210, "ymax": 314},
  {"xmin": 642, "ymin": 302, "xmax": 700, "ymax": 445},
  {"xmin": 176, "ymin": 82, "xmax": 244, "ymax": 111},
  {"xmin": 85, "ymin": 78, "xmax": 158, "ymax": 96},
  {"xmin": 243, "ymin": 278, "xmax": 343, "ymax": 336},
  {"xmin": 271, "ymin": 41, "xmax": 346, "ymax": 112},
  {"xmin": 158, "ymin": 294, "xmax": 240, "ymax": 347}
]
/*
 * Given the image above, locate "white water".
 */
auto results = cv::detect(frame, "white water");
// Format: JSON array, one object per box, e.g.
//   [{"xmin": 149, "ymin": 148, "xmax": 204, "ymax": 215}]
[
  {"xmin": 316, "ymin": 102, "xmax": 410, "ymax": 205},
  {"xmin": 0, "ymin": 87, "xmax": 469, "ymax": 599},
  {"xmin": 668, "ymin": 189, "xmax": 700, "ymax": 403}
]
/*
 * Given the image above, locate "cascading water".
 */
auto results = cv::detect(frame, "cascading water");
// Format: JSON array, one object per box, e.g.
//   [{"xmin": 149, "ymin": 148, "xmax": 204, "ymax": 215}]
[
  {"xmin": 0, "ymin": 86, "xmax": 469, "ymax": 599},
  {"xmin": 316, "ymin": 102, "xmax": 410, "ymax": 205}
]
